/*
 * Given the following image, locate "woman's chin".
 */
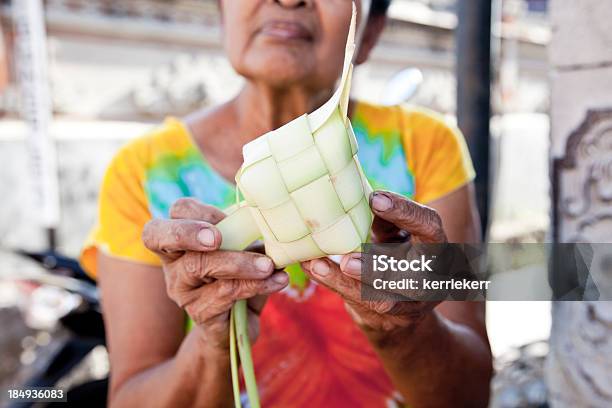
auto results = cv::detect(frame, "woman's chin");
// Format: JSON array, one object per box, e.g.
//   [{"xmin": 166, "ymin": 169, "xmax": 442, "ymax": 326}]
[
  {"xmin": 244, "ymin": 69, "xmax": 313, "ymax": 89},
  {"xmin": 238, "ymin": 54, "xmax": 318, "ymax": 88}
]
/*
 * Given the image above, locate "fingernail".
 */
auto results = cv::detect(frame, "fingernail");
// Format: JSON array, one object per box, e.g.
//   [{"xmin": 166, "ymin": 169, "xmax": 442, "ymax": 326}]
[
  {"xmin": 372, "ymin": 193, "xmax": 393, "ymax": 212},
  {"xmin": 312, "ymin": 260, "xmax": 331, "ymax": 277},
  {"xmin": 272, "ymin": 272, "xmax": 289, "ymax": 285},
  {"xmin": 197, "ymin": 228, "xmax": 216, "ymax": 247},
  {"xmin": 346, "ymin": 258, "xmax": 362, "ymax": 273},
  {"xmin": 255, "ymin": 257, "xmax": 273, "ymax": 273}
]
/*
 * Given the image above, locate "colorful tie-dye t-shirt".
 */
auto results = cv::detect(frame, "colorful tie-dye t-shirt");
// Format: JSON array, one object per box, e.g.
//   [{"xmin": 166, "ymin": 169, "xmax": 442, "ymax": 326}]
[{"xmin": 81, "ymin": 101, "xmax": 474, "ymax": 407}]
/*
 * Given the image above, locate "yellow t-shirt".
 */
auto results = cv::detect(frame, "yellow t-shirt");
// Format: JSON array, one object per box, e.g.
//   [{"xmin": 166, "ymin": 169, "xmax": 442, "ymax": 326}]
[
  {"xmin": 81, "ymin": 102, "xmax": 474, "ymax": 277},
  {"xmin": 80, "ymin": 101, "xmax": 475, "ymax": 407}
]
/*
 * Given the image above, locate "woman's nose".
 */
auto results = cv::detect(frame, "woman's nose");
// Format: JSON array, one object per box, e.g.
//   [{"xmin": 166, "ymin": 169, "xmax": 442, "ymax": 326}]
[{"xmin": 273, "ymin": 0, "xmax": 312, "ymax": 9}]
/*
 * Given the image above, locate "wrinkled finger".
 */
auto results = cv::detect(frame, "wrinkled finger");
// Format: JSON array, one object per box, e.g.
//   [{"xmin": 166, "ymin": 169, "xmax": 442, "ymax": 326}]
[
  {"xmin": 322, "ymin": 252, "xmax": 436, "ymax": 308},
  {"xmin": 169, "ymin": 198, "xmax": 226, "ymax": 224},
  {"xmin": 183, "ymin": 289, "xmax": 226, "ymax": 325},
  {"xmin": 339, "ymin": 253, "xmax": 363, "ymax": 281},
  {"xmin": 369, "ymin": 191, "xmax": 446, "ymax": 243},
  {"xmin": 304, "ymin": 259, "xmax": 403, "ymax": 316},
  {"xmin": 302, "ymin": 259, "xmax": 363, "ymax": 304},
  {"xmin": 142, "ymin": 218, "xmax": 221, "ymax": 260},
  {"xmin": 168, "ymin": 250, "xmax": 275, "ymax": 293},
  {"xmin": 180, "ymin": 272, "xmax": 288, "ymax": 325},
  {"xmin": 178, "ymin": 250, "xmax": 275, "ymax": 282},
  {"xmin": 213, "ymin": 272, "xmax": 289, "ymax": 305}
]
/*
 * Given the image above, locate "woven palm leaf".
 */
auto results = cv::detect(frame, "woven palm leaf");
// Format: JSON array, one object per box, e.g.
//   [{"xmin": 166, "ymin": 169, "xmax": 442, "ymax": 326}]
[{"xmin": 218, "ymin": 4, "xmax": 372, "ymax": 268}]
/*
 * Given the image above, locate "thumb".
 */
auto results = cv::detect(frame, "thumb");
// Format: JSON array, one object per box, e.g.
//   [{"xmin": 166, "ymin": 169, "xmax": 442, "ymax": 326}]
[{"xmin": 369, "ymin": 191, "xmax": 446, "ymax": 243}]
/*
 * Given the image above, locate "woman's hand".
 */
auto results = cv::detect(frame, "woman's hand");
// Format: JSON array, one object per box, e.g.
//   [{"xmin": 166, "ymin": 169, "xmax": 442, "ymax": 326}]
[
  {"xmin": 142, "ymin": 198, "xmax": 289, "ymax": 352},
  {"xmin": 301, "ymin": 191, "xmax": 447, "ymax": 333}
]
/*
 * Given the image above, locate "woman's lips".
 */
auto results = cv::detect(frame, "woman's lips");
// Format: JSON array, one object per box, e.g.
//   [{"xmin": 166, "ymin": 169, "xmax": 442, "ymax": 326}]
[{"xmin": 259, "ymin": 21, "xmax": 313, "ymax": 41}]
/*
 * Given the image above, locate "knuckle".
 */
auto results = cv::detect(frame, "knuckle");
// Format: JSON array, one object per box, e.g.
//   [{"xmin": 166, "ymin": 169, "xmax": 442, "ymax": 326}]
[
  {"xmin": 175, "ymin": 294, "xmax": 191, "ymax": 310},
  {"xmin": 428, "ymin": 208, "xmax": 443, "ymax": 228},
  {"xmin": 169, "ymin": 198, "xmax": 195, "ymax": 219},
  {"xmin": 337, "ymin": 276, "xmax": 356, "ymax": 294},
  {"xmin": 184, "ymin": 303, "xmax": 208, "ymax": 324},
  {"xmin": 197, "ymin": 253, "xmax": 211, "ymax": 280},
  {"xmin": 179, "ymin": 253, "xmax": 215, "ymax": 284},
  {"xmin": 169, "ymin": 198, "xmax": 224, "ymax": 224},
  {"xmin": 182, "ymin": 252, "xmax": 202, "ymax": 276},
  {"xmin": 424, "ymin": 208, "xmax": 445, "ymax": 238},
  {"xmin": 217, "ymin": 280, "xmax": 239, "ymax": 299},
  {"xmin": 400, "ymin": 199, "xmax": 418, "ymax": 220},
  {"xmin": 142, "ymin": 219, "xmax": 162, "ymax": 250},
  {"xmin": 423, "ymin": 222, "xmax": 439, "ymax": 238},
  {"xmin": 171, "ymin": 222, "xmax": 191, "ymax": 246},
  {"xmin": 202, "ymin": 206, "xmax": 224, "ymax": 224},
  {"xmin": 239, "ymin": 280, "xmax": 263, "ymax": 297},
  {"xmin": 230, "ymin": 254, "xmax": 258, "ymax": 277},
  {"xmin": 371, "ymin": 300, "xmax": 396, "ymax": 314}
]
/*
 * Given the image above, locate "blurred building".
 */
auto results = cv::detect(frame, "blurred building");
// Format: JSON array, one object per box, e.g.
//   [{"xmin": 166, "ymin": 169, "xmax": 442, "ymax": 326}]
[
  {"xmin": 0, "ymin": 0, "xmax": 550, "ymax": 121},
  {"xmin": 0, "ymin": 0, "xmax": 551, "ymax": 253}
]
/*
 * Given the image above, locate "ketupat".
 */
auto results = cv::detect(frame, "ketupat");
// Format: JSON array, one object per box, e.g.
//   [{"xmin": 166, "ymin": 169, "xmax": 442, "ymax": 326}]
[{"xmin": 217, "ymin": 4, "xmax": 369, "ymax": 407}]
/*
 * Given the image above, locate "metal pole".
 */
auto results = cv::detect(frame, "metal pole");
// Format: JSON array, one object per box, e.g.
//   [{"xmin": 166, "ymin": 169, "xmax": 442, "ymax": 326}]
[{"xmin": 456, "ymin": 0, "xmax": 493, "ymax": 239}]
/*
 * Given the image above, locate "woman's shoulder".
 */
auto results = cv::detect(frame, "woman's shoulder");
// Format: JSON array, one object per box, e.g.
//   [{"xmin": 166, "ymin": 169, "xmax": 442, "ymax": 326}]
[
  {"xmin": 353, "ymin": 100, "xmax": 474, "ymax": 203},
  {"xmin": 353, "ymin": 100, "xmax": 456, "ymax": 135},
  {"xmin": 353, "ymin": 100, "xmax": 467, "ymax": 157},
  {"xmin": 108, "ymin": 117, "xmax": 194, "ymax": 173}
]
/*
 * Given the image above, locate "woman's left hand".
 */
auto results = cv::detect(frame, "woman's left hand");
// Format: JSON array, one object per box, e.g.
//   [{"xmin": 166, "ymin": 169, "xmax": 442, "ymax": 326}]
[{"xmin": 301, "ymin": 190, "xmax": 447, "ymax": 333}]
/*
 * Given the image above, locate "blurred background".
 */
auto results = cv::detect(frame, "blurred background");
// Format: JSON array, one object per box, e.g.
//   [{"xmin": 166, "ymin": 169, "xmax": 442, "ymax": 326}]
[{"xmin": 0, "ymin": 0, "xmax": 584, "ymax": 406}]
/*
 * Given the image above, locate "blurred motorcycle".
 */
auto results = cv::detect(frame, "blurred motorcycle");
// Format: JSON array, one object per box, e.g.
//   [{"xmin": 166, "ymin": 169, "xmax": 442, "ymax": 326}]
[{"xmin": 6, "ymin": 249, "xmax": 107, "ymax": 408}]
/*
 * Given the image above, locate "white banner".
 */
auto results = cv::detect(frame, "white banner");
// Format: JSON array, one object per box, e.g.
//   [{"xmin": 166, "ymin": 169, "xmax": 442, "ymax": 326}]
[{"xmin": 13, "ymin": 0, "xmax": 60, "ymax": 228}]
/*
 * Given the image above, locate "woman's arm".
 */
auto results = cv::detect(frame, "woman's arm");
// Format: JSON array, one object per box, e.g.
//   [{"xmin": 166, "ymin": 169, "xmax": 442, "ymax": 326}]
[
  {"xmin": 98, "ymin": 255, "xmax": 233, "ymax": 408},
  {"xmin": 99, "ymin": 199, "xmax": 288, "ymax": 408},
  {"xmin": 302, "ymin": 184, "xmax": 493, "ymax": 407},
  {"xmin": 364, "ymin": 183, "xmax": 492, "ymax": 407}
]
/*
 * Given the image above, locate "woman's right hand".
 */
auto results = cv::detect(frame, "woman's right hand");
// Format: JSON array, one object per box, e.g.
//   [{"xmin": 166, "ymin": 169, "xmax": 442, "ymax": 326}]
[{"xmin": 142, "ymin": 198, "xmax": 289, "ymax": 352}]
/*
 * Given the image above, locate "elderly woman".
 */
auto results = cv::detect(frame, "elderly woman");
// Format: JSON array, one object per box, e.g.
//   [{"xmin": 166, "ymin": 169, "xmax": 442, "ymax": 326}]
[{"xmin": 82, "ymin": 0, "xmax": 492, "ymax": 406}]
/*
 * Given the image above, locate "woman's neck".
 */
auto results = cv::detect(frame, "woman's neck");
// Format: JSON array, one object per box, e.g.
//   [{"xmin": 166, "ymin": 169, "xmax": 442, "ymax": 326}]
[
  {"xmin": 231, "ymin": 81, "xmax": 332, "ymax": 145},
  {"xmin": 185, "ymin": 80, "xmax": 355, "ymax": 182}
]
